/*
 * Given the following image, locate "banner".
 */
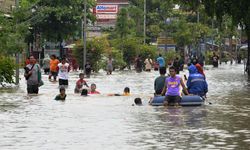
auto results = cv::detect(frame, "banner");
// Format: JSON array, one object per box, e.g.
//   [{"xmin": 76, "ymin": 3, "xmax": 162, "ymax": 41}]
[
  {"xmin": 96, "ymin": 5, "xmax": 118, "ymax": 14},
  {"xmin": 96, "ymin": 14, "xmax": 117, "ymax": 19}
]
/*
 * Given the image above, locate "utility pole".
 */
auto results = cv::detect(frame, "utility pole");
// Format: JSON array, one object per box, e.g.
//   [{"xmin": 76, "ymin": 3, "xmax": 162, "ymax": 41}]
[
  {"xmin": 81, "ymin": 19, "xmax": 83, "ymax": 40},
  {"xmin": 81, "ymin": 15, "xmax": 83, "ymax": 71},
  {"xmin": 197, "ymin": 11, "xmax": 200, "ymax": 23},
  {"xmin": 197, "ymin": 10, "xmax": 200, "ymax": 57},
  {"xmin": 143, "ymin": 0, "xmax": 146, "ymax": 44},
  {"xmin": 83, "ymin": 0, "xmax": 87, "ymax": 72},
  {"xmin": 248, "ymin": 34, "xmax": 250, "ymax": 76},
  {"xmin": 212, "ymin": 17, "xmax": 214, "ymax": 52},
  {"xmin": 15, "ymin": 0, "xmax": 19, "ymax": 85}
]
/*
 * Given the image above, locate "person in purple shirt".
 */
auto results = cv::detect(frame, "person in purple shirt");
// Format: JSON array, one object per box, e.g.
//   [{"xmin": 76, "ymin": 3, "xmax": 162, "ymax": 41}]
[{"xmin": 161, "ymin": 66, "xmax": 189, "ymax": 106}]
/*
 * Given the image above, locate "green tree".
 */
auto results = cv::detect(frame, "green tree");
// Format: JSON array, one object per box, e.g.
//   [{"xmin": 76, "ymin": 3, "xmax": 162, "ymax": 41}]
[
  {"xmin": 0, "ymin": 12, "xmax": 28, "ymax": 55},
  {"xmin": 137, "ymin": 44, "xmax": 157, "ymax": 62},
  {"xmin": 17, "ymin": 0, "xmax": 96, "ymax": 57},
  {"xmin": 202, "ymin": 0, "xmax": 250, "ymax": 75},
  {"xmin": 128, "ymin": 6, "xmax": 144, "ymax": 37},
  {"xmin": 0, "ymin": 11, "xmax": 28, "ymax": 85},
  {"xmin": 73, "ymin": 37, "xmax": 107, "ymax": 72},
  {"xmin": 169, "ymin": 18, "xmax": 193, "ymax": 48},
  {"xmin": 147, "ymin": 0, "xmax": 175, "ymax": 40},
  {"xmin": 115, "ymin": 8, "xmax": 131, "ymax": 39},
  {"xmin": 108, "ymin": 47, "xmax": 126, "ymax": 70},
  {"xmin": 128, "ymin": 0, "xmax": 175, "ymax": 41}
]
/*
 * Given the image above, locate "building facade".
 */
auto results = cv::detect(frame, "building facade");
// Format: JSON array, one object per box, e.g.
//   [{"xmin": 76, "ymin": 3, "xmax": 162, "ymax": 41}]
[
  {"xmin": 0, "ymin": 0, "xmax": 15, "ymax": 13},
  {"xmin": 93, "ymin": 0, "xmax": 129, "ymax": 27}
]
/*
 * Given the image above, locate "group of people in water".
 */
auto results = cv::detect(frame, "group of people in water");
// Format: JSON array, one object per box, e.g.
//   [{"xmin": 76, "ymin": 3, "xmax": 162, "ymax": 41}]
[
  {"xmin": 24, "ymin": 53, "xmax": 208, "ymax": 106},
  {"xmin": 153, "ymin": 65, "xmax": 207, "ymax": 106},
  {"xmin": 24, "ymin": 55, "xmax": 130, "ymax": 100}
]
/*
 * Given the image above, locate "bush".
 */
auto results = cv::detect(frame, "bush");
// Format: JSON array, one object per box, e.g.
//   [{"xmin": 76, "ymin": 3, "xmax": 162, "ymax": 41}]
[
  {"xmin": 111, "ymin": 38, "xmax": 142, "ymax": 68},
  {"xmin": 0, "ymin": 56, "xmax": 15, "ymax": 86},
  {"xmin": 73, "ymin": 37, "xmax": 108, "ymax": 72},
  {"xmin": 164, "ymin": 51, "xmax": 180, "ymax": 66},
  {"xmin": 120, "ymin": 38, "xmax": 138, "ymax": 67},
  {"xmin": 109, "ymin": 47, "xmax": 126, "ymax": 70},
  {"xmin": 205, "ymin": 51, "xmax": 214, "ymax": 65},
  {"xmin": 137, "ymin": 44, "xmax": 157, "ymax": 62}
]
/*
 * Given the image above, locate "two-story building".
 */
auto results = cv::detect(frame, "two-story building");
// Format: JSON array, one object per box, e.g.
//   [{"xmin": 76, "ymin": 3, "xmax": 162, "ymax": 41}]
[{"xmin": 93, "ymin": 0, "xmax": 129, "ymax": 27}]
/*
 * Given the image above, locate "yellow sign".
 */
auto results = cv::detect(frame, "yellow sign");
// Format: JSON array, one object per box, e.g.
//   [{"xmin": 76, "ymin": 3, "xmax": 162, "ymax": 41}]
[{"xmin": 157, "ymin": 37, "xmax": 175, "ymax": 45}]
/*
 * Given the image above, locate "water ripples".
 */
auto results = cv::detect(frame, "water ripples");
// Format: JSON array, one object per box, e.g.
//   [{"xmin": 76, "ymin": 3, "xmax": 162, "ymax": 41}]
[{"xmin": 0, "ymin": 64, "xmax": 250, "ymax": 149}]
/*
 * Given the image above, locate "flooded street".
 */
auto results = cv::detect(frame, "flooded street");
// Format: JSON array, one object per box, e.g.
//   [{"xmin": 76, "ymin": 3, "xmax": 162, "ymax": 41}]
[{"xmin": 0, "ymin": 63, "xmax": 250, "ymax": 150}]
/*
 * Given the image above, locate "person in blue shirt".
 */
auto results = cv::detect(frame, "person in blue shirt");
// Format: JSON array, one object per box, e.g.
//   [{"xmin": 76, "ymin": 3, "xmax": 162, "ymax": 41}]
[
  {"xmin": 157, "ymin": 54, "xmax": 165, "ymax": 69},
  {"xmin": 187, "ymin": 64, "xmax": 208, "ymax": 97}
]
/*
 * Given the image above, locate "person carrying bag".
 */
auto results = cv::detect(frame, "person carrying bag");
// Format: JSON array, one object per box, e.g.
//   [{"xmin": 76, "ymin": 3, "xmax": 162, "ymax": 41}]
[{"xmin": 24, "ymin": 56, "xmax": 43, "ymax": 94}]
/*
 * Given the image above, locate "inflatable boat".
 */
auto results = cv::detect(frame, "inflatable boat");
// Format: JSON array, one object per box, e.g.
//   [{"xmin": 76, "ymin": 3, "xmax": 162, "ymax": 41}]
[{"xmin": 151, "ymin": 95, "xmax": 204, "ymax": 106}]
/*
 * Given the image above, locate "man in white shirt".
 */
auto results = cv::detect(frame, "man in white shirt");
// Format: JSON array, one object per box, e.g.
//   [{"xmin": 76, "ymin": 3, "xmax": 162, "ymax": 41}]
[{"xmin": 57, "ymin": 58, "xmax": 70, "ymax": 86}]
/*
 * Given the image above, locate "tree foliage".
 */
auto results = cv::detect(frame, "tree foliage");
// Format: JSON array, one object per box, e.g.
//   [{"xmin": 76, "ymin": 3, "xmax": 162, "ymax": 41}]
[
  {"xmin": 0, "ymin": 56, "xmax": 15, "ymax": 86},
  {"xmin": 18, "ymin": 0, "xmax": 96, "ymax": 42},
  {"xmin": 0, "ymin": 12, "xmax": 28, "ymax": 55},
  {"xmin": 202, "ymin": 0, "xmax": 250, "ymax": 74},
  {"xmin": 127, "ymin": 6, "xmax": 144, "ymax": 37},
  {"xmin": 73, "ymin": 37, "xmax": 107, "ymax": 72},
  {"xmin": 115, "ymin": 38, "xmax": 138, "ymax": 66},
  {"xmin": 115, "ymin": 8, "xmax": 131, "ymax": 39},
  {"xmin": 0, "ymin": 7, "xmax": 29, "ymax": 85}
]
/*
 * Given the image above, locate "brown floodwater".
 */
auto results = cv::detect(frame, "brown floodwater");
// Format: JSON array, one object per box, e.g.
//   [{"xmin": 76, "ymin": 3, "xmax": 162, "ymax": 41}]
[{"xmin": 0, "ymin": 63, "xmax": 250, "ymax": 150}]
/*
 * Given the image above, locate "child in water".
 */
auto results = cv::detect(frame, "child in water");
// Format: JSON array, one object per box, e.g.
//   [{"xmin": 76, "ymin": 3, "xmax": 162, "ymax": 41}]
[
  {"xmin": 54, "ymin": 87, "xmax": 67, "ymax": 100},
  {"xmin": 122, "ymin": 87, "xmax": 130, "ymax": 96},
  {"xmin": 89, "ymin": 83, "xmax": 100, "ymax": 94},
  {"xmin": 75, "ymin": 73, "xmax": 89, "ymax": 93},
  {"xmin": 132, "ymin": 98, "xmax": 143, "ymax": 106},
  {"xmin": 108, "ymin": 87, "xmax": 130, "ymax": 96},
  {"xmin": 81, "ymin": 89, "xmax": 88, "ymax": 96}
]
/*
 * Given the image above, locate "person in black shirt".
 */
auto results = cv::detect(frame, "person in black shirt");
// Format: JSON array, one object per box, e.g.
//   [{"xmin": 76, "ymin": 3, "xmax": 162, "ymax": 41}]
[{"xmin": 55, "ymin": 87, "xmax": 67, "ymax": 101}]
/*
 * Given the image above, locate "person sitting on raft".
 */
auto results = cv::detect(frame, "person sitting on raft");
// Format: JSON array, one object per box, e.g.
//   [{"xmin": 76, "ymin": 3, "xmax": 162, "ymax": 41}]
[
  {"xmin": 55, "ymin": 87, "xmax": 67, "ymax": 101},
  {"xmin": 154, "ymin": 67, "xmax": 168, "ymax": 96},
  {"xmin": 88, "ymin": 83, "xmax": 100, "ymax": 94},
  {"xmin": 161, "ymin": 66, "xmax": 189, "ymax": 106},
  {"xmin": 74, "ymin": 73, "xmax": 89, "ymax": 93},
  {"xmin": 108, "ymin": 87, "xmax": 130, "ymax": 96},
  {"xmin": 187, "ymin": 64, "xmax": 208, "ymax": 97}
]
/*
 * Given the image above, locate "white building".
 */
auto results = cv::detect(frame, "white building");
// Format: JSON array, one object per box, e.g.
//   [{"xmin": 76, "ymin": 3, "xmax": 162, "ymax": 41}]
[{"xmin": 94, "ymin": 0, "xmax": 129, "ymax": 27}]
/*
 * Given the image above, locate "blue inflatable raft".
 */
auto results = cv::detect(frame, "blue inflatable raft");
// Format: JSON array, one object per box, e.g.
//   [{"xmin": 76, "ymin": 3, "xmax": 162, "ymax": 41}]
[{"xmin": 151, "ymin": 95, "xmax": 204, "ymax": 106}]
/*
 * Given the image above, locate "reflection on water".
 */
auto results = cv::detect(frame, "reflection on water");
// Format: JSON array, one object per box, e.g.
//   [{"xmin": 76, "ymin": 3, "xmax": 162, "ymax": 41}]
[{"xmin": 0, "ymin": 64, "xmax": 250, "ymax": 149}]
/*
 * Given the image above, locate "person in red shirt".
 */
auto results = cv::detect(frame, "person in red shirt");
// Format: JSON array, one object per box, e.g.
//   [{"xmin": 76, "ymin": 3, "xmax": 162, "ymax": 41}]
[
  {"xmin": 74, "ymin": 73, "xmax": 89, "ymax": 93},
  {"xmin": 25, "ymin": 58, "xmax": 30, "ymax": 66},
  {"xmin": 88, "ymin": 83, "xmax": 100, "ymax": 94}
]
